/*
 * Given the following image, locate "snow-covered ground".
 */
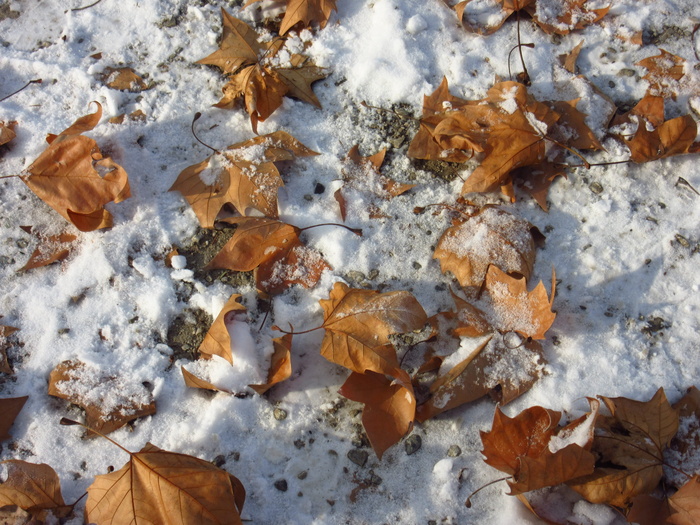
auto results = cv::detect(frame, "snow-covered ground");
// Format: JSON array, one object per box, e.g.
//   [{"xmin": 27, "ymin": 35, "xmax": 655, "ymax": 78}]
[{"xmin": 1, "ymin": 0, "xmax": 700, "ymax": 523}]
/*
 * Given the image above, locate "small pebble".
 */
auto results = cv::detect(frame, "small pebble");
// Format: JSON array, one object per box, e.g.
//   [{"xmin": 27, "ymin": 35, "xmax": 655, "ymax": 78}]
[
  {"xmin": 447, "ymin": 445, "xmax": 461, "ymax": 457},
  {"xmin": 274, "ymin": 479, "xmax": 288, "ymax": 492},
  {"xmin": 273, "ymin": 408, "xmax": 288, "ymax": 421},
  {"xmin": 294, "ymin": 439, "xmax": 305, "ymax": 449},
  {"xmin": 589, "ymin": 182, "xmax": 603, "ymax": 194},
  {"xmin": 404, "ymin": 434, "xmax": 422, "ymax": 455},
  {"xmin": 297, "ymin": 471, "xmax": 308, "ymax": 480},
  {"xmin": 314, "ymin": 183, "xmax": 325, "ymax": 194},
  {"xmin": 347, "ymin": 449, "xmax": 368, "ymax": 467},
  {"xmin": 213, "ymin": 455, "xmax": 225, "ymax": 467},
  {"xmin": 676, "ymin": 234, "xmax": 690, "ymax": 247}
]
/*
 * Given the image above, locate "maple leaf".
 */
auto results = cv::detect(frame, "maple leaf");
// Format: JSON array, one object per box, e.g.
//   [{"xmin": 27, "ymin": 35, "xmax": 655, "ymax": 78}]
[
  {"xmin": 48, "ymin": 360, "xmax": 156, "ymax": 436},
  {"xmin": 568, "ymin": 388, "xmax": 679, "ymax": 508},
  {"xmin": 248, "ymin": 334, "xmax": 293, "ymax": 394},
  {"xmin": 637, "ymin": 49, "xmax": 686, "ymax": 99},
  {"xmin": 613, "ymin": 95, "xmax": 699, "ymax": 163},
  {"xmin": 198, "ymin": 9, "xmax": 328, "ymax": 131},
  {"xmin": 0, "ymin": 461, "xmax": 72, "ymax": 521},
  {"xmin": 206, "ymin": 217, "xmax": 331, "ymax": 294},
  {"xmin": 0, "ymin": 120, "xmax": 17, "ymax": 147},
  {"xmin": 480, "ymin": 400, "xmax": 598, "ymax": 494},
  {"xmin": 100, "ymin": 66, "xmax": 151, "ymax": 92},
  {"xmin": 196, "ymin": 294, "xmax": 246, "ymax": 365},
  {"xmin": 433, "ymin": 206, "xmax": 537, "ymax": 291},
  {"xmin": 19, "ymin": 231, "xmax": 77, "ymax": 271},
  {"xmin": 21, "ymin": 103, "xmax": 131, "ymax": 232},
  {"xmin": 170, "ymin": 131, "xmax": 318, "ymax": 227},
  {"xmin": 245, "ymin": 0, "xmax": 339, "ymax": 35},
  {"xmin": 668, "ymin": 475, "xmax": 700, "ymax": 525},
  {"xmin": 85, "ymin": 442, "xmax": 246, "ymax": 525},
  {"xmin": 0, "ymin": 396, "xmax": 27, "ymax": 441},
  {"xmin": 319, "ymin": 282, "xmax": 427, "ymax": 379},
  {"xmin": 339, "ymin": 370, "xmax": 416, "ymax": 459},
  {"xmin": 483, "ymin": 265, "xmax": 556, "ymax": 340}
]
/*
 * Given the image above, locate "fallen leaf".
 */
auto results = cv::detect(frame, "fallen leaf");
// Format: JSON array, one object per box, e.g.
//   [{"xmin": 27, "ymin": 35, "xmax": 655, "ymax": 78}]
[
  {"xmin": 22, "ymin": 103, "xmax": 131, "ymax": 232},
  {"xmin": 480, "ymin": 400, "xmax": 598, "ymax": 494},
  {"xmin": 197, "ymin": 294, "xmax": 246, "ymax": 364},
  {"xmin": 48, "ymin": 360, "xmax": 156, "ymax": 436},
  {"xmin": 627, "ymin": 494, "xmax": 673, "ymax": 525},
  {"xmin": 85, "ymin": 442, "xmax": 246, "ymax": 525},
  {"xmin": 339, "ymin": 370, "xmax": 416, "ymax": 459},
  {"xmin": 668, "ymin": 475, "xmax": 700, "ymax": 525},
  {"xmin": 19, "ymin": 232, "xmax": 77, "ymax": 271},
  {"xmin": 319, "ymin": 282, "xmax": 427, "ymax": 379},
  {"xmin": 483, "ymin": 265, "xmax": 556, "ymax": 340},
  {"xmin": 181, "ymin": 366, "xmax": 243, "ymax": 396},
  {"xmin": 455, "ymin": 0, "xmax": 535, "ymax": 35},
  {"xmin": 558, "ymin": 41, "xmax": 584, "ymax": 74},
  {"xmin": 245, "ymin": 0, "xmax": 338, "ymax": 35},
  {"xmin": 108, "ymin": 109, "xmax": 147, "ymax": 124},
  {"xmin": 101, "ymin": 66, "xmax": 150, "ymax": 92},
  {"xmin": 0, "ymin": 396, "xmax": 27, "ymax": 441},
  {"xmin": 249, "ymin": 334, "xmax": 293, "ymax": 394},
  {"xmin": 433, "ymin": 206, "xmax": 537, "ymax": 290},
  {"xmin": 206, "ymin": 217, "xmax": 331, "ymax": 294},
  {"xmin": 198, "ymin": 9, "xmax": 328, "ymax": 131},
  {"xmin": 342, "ymin": 145, "xmax": 415, "ymax": 198},
  {"xmin": 0, "ymin": 461, "xmax": 72, "ymax": 521},
  {"xmin": 0, "ymin": 323, "xmax": 18, "ymax": 375},
  {"xmin": 170, "ymin": 131, "xmax": 318, "ymax": 226},
  {"xmin": 637, "ymin": 49, "xmax": 686, "ymax": 99},
  {"xmin": 568, "ymin": 388, "xmax": 679, "ymax": 508},
  {"xmin": 670, "ymin": 386, "xmax": 700, "ymax": 460},
  {"xmin": 0, "ymin": 121, "xmax": 17, "ymax": 147}
]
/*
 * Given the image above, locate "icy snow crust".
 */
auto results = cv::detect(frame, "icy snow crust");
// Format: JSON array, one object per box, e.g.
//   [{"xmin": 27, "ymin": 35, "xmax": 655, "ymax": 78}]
[{"xmin": 1, "ymin": 0, "xmax": 700, "ymax": 524}]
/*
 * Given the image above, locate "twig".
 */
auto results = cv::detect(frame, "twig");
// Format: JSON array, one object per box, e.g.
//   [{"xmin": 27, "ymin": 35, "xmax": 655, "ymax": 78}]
[
  {"xmin": 190, "ymin": 113, "xmax": 220, "ymax": 154},
  {"xmin": 71, "ymin": 0, "xmax": 104, "ymax": 12},
  {"xmin": 0, "ymin": 79, "xmax": 42, "ymax": 103}
]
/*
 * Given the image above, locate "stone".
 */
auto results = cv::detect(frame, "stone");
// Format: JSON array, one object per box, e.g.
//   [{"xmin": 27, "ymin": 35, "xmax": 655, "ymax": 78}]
[
  {"xmin": 404, "ymin": 434, "xmax": 422, "ymax": 455},
  {"xmin": 347, "ymin": 449, "xmax": 368, "ymax": 467},
  {"xmin": 273, "ymin": 408, "xmax": 288, "ymax": 421},
  {"xmin": 447, "ymin": 445, "xmax": 461, "ymax": 457}
]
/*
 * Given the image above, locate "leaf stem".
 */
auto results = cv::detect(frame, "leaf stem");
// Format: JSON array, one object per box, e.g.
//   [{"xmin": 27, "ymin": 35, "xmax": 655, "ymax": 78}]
[
  {"xmin": 508, "ymin": 43, "xmax": 535, "ymax": 83},
  {"xmin": 465, "ymin": 476, "xmax": 511, "ymax": 508},
  {"xmin": 272, "ymin": 323, "xmax": 322, "ymax": 336},
  {"xmin": 0, "ymin": 175, "xmax": 19, "ymax": 180},
  {"xmin": 542, "ymin": 136, "xmax": 590, "ymax": 168},
  {"xmin": 0, "ymin": 79, "xmax": 42, "ymax": 103},
  {"xmin": 565, "ymin": 159, "xmax": 631, "ymax": 169},
  {"xmin": 60, "ymin": 418, "xmax": 133, "ymax": 457},
  {"xmin": 190, "ymin": 113, "xmax": 220, "ymax": 154},
  {"xmin": 297, "ymin": 222, "xmax": 363, "ymax": 236},
  {"xmin": 514, "ymin": 0, "xmax": 530, "ymax": 85},
  {"xmin": 71, "ymin": 0, "xmax": 104, "ymax": 11}
]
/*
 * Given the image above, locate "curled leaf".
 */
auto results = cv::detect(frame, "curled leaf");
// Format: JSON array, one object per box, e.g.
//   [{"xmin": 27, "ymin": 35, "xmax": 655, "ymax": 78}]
[{"xmin": 0, "ymin": 461, "xmax": 72, "ymax": 521}]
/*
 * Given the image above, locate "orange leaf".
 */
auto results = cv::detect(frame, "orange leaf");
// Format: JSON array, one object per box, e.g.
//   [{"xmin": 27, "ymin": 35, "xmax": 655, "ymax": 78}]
[
  {"xmin": 245, "ymin": 0, "xmax": 338, "ymax": 35},
  {"xmin": 249, "ymin": 334, "xmax": 293, "ymax": 394},
  {"xmin": 22, "ymin": 103, "xmax": 130, "ymax": 232},
  {"xmin": 339, "ymin": 370, "xmax": 415, "ymax": 459},
  {"xmin": 637, "ymin": 49, "xmax": 686, "ymax": 99},
  {"xmin": 0, "ymin": 396, "xmax": 27, "ymax": 441},
  {"xmin": 255, "ymin": 243, "xmax": 331, "ymax": 295},
  {"xmin": 668, "ymin": 475, "xmax": 700, "ymax": 525},
  {"xmin": 0, "ymin": 461, "xmax": 72, "ymax": 521},
  {"xmin": 0, "ymin": 121, "xmax": 17, "ymax": 147},
  {"xmin": 170, "ymin": 131, "xmax": 317, "ymax": 227},
  {"xmin": 101, "ymin": 66, "xmax": 150, "ymax": 92},
  {"xmin": 19, "ymin": 232, "xmax": 77, "ymax": 271},
  {"xmin": 48, "ymin": 360, "xmax": 156, "ymax": 436},
  {"xmin": 85, "ymin": 442, "xmax": 246, "ymax": 525},
  {"xmin": 197, "ymin": 294, "xmax": 246, "ymax": 364}
]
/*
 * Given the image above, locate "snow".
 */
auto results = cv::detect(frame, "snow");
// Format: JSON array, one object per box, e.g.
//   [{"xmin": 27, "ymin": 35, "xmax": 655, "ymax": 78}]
[{"xmin": 1, "ymin": 0, "xmax": 700, "ymax": 524}]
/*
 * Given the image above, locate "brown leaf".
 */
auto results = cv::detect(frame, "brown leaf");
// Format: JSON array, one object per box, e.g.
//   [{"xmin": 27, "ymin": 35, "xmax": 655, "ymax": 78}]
[
  {"xmin": 181, "ymin": 366, "xmax": 241, "ymax": 395},
  {"xmin": 249, "ymin": 334, "xmax": 293, "ymax": 394},
  {"xmin": 626, "ymin": 115, "xmax": 697, "ymax": 163},
  {"xmin": 668, "ymin": 475, "xmax": 700, "ymax": 525},
  {"xmin": 48, "ymin": 360, "xmax": 156, "ymax": 436},
  {"xmin": 197, "ymin": 294, "xmax": 246, "ymax": 364},
  {"xmin": 568, "ymin": 388, "xmax": 679, "ymax": 508},
  {"xmin": 433, "ymin": 206, "xmax": 537, "ymax": 290},
  {"xmin": 341, "ymin": 145, "xmax": 415, "ymax": 199},
  {"xmin": 549, "ymin": 99, "xmax": 604, "ymax": 151},
  {"xmin": 0, "ymin": 396, "xmax": 27, "ymax": 441},
  {"xmin": 85, "ymin": 442, "xmax": 246, "ymax": 525},
  {"xmin": 0, "ymin": 461, "xmax": 72, "ymax": 521},
  {"xmin": 558, "ymin": 40, "xmax": 584, "ymax": 74},
  {"xmin": 637, "ymin": 49, "xmax": 686, "ymax": 99},
  {"xmin": 339, "ymin": 370, "xmax": 415, "ymax": 459},
  {"xmin": 483, "ymin": 265, "xmax": 556, "ymax": 340},
  {"xmin": 0, "ymin": 323, "xmax": 18, "ymax": 375},
  {"xmin": 0, "ymin": 121, "xmax": 17, "ymax": 147},
  {"xmin": 455, "ymin": 0, "xmax": 535, "ymax": 35},
  {"xmin": 199, "ymin": 10, "xmax": 328, "ymax": 131},
  {"xmin": 670, "ymin": 386, "xmax": 700, "ymax": 461},
  {"xmin": 19, "ymin": 233, "xmax": 77, "ymax": 271},
  {"xmin": 627, "ymin": 494, "xmax": 673, "ymax": 525},
  {"xmin": 319, "ymin": 282, "xmax": 427, "ymax": 379},
  {"xmin": 525, "ymin": 0, "xmax": 610, "ymax": 36},
  {"xmin": 22, "ymin": 103, "xmax": 131, "ymax": 232},
  {"xmin": 255, "ymin": 243, "xmax": 331, "ymax": 295},
  {"xmin": 513, "ymin": 160, "xmax": 567, "ymax": 212},
  {"xmin": 101, "ymin": 66, "xmax": 150, "ymax": 92},
  {"xmin": 170, "ymin": 131, "xmax": 318, "ymax": 227}
]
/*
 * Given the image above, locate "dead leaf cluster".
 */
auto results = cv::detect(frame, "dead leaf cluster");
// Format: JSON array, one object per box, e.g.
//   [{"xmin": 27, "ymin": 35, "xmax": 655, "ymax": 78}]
[
  {"xmin": 480, "ymin": 387, "xmax": 700, "ymax": 525},
  {"xmin": 199, "ymin": 9, "xmax": 328, "ymax": 132}
]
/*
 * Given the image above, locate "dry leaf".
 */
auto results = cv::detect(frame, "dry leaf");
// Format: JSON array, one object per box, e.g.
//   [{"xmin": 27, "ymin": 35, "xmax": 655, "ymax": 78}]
[
  {"xmin": 0, "ymin": 396, "xmax": 27, "ymax": 441},
  {"xmin": 668, "ymin": 475, "xmax": 700, "ymax": 525},
  {"xmin": 568, "ymin": 388, "xmax": 679, "ymax": 508},
  {"xmin": 483, "ymin": 265, "xmax": 556, "ymax": 340},
  {"xmin": 249, "ymin": 334, "xmax": 292, "ymax": 394},
  {"xmin": 0, "ymin": 121, "xmax": 17, "ymax": 147},
  {"xmin": 433, "ymin": 206, "xmax": 537, "ymax": 290},
  {"xmin": 627, "ymin": 494, "xmax": 673, "ymax": 525},
  {"xmin": 198, "ymin": 9, "xmax": 328, "ymax": 131},
  {"xmin": 197, "ymin": 294, "xmax": 246, "ymax": 364},
  {"xmin": 101, "ymin": 66, "xmax": 150, "ymax": 92},
  {"xmin": 181, "ymin": 366, "xmax": 243, "ymax": 396},
  {"xmin": 342, "ymin": 145, "xmax": 415, "ymax": 197},
  {"xmin": 48, "ymin": 360, "xmax": 156, "ymax": 436},
  {"xmin": 170, "ymin": 131, "xmax": 318, "ymax": 227},
  {"xmin": 246, "ymin": 0, "xmax": 338, "ymax": 35},
  {"xmin": 0, "ymin": 323, "xmax": 18, "ymax": 375},
  {"xmin": 339, "ymin": 370, "xmax": 415, "ymax": 459},
  {"xmin": 480, "ymin": 401, "xmax": 598, "ymax": 494},
  {"xmin": 19, "ymin": 232, "xmax": 77, "ymax": 271},
  {"xmin": 206, "ymin": 217, "xmax": 331, "ymax": 294},
  {"xmin": 637, "ymin": 49, "xmax": 686, "ymax": 99},
  {"xmin": 108, "ymin": 109, "xmax": 147, "ymax": 124},
  {"xmin": 319, "ymin": 282, "xmax": 427, "ymax": 379},
  {"xmin": 559, "ymin": 41, "xmax": 584, "ymax": 74},
  {"xmin": 455, "ymin": 0, "xmax": 535, "ymax": 35},
  {"xmin": 0, "ymin": 461, "xmax": 72, "ymax": 521},
  {"xmin": 85, "ymin": 442, "xmax": 246, "ymax": 525},
  {"xmin": 22, "ymin": 103, "xmax": 131, "ymax": 232}
]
